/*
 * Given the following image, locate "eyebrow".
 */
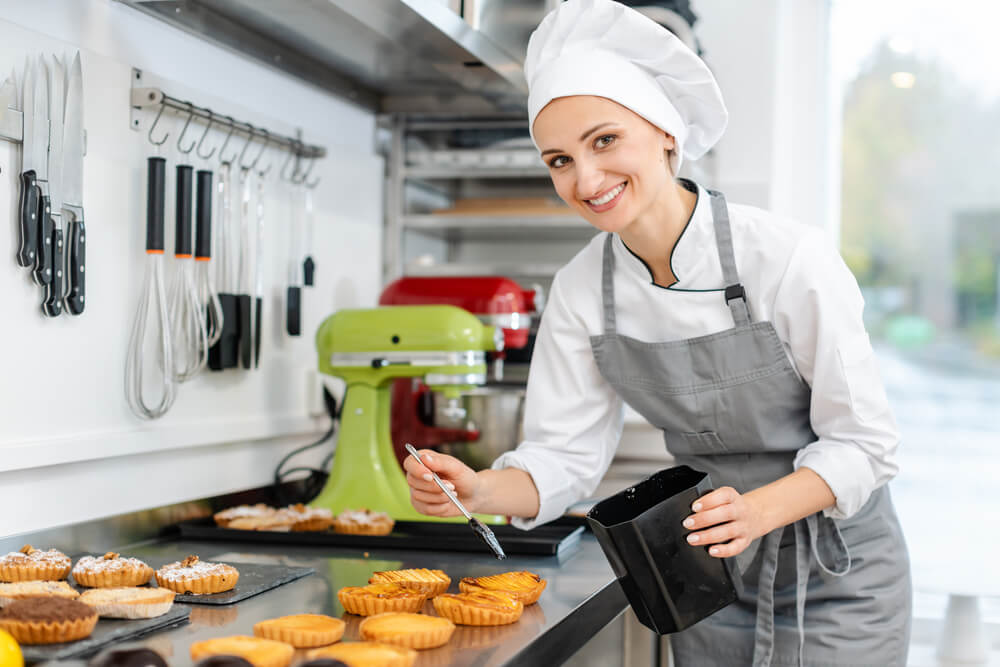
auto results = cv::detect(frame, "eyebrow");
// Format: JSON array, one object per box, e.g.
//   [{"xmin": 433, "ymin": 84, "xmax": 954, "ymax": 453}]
[{"xmin": 540, "ymin": 122, "xmax": 616, "ymax": 156}]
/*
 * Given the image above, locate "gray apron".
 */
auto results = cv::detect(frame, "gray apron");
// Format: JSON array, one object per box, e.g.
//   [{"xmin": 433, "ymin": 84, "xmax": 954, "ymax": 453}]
[{"xmin": 589, "ymin": 190, "xmax": 911, "ymax": 666}]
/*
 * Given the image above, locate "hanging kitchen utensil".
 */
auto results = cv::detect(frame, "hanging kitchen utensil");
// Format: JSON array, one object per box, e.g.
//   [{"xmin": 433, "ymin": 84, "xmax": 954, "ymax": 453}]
[
  {"xmin": 166, "ymin": 163, "xmax": 208, "ymax": 381},
  {"xmin": 285, "ymin": 182, "xmax": 302, "ymax": 337},
  {"xmin": 16, "ymin": 58, "xmax": 38, "ymax": 269},
  {"xmin": 253, "ymin": 170, "xmax": 266, "ymax": 367},
  {"xmin": 195, "ymin": 169, "xmax": 223, "ymax": 347},
  {"xmin": 302, "ymin": 184, "xmax": 315, "ymax": 287},
  {"xmin": 63, "ymin": 51, "xmax": 86, "ymax": 316},
  {"xmin": 208, "ymin": 150, "xmax": 239, "ymax": 370},
  {"xmin": 23, "ymin": 57, "xmax": 52, "ymax": 290},
  {"xmin": 237, "ymin": 165, "xmax": 252, "ymax": 369},
  {"xmin": 41, "ymin": 54, "xmax": 66, "ymax": 317},
  {"xmin": 586, "ymin": 465, "xmax": 743, "ymax": 634},
  {"xmin": 125, "ymin": 157, "xmax": 175, "ymax": 419},
  {"xmin": 404, "ymin": 444, "xmax": 506, "ymax": 560}
]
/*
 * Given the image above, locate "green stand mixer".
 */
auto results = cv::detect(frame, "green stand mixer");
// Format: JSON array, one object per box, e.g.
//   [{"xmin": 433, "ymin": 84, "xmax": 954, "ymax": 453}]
[{"xmin": 312, "ymin": 305, "xmax": 506, "ymax": 523}]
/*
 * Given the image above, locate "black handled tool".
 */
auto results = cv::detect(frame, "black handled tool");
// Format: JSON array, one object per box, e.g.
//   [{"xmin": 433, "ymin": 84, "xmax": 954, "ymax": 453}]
[
  {"xmin": 17, "ymin": 171, "xmax": 39, "ymax": 268},
  {"xmin": 41, "ymin": 220, "xmax": 63, "ymax": 316},
  {"xmin": 33, "ymin": 195, "xmax": 53, "ymax": 287},
  {"xmin": 62, "ymin": 51, "xmax": 86, "ymax": 316}
]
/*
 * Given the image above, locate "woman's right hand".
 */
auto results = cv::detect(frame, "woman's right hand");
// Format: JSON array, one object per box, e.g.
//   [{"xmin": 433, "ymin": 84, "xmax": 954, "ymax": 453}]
[{"xmin": 403, "ymin": 449, "xmax": 483, "ymax": 517}]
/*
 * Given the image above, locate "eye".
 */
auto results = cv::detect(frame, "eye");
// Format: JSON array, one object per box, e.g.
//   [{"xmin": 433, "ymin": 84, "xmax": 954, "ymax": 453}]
[
  {"xmin": 548, "ymin": 155, "xmax": 571, "ymax": 169},
  {"xmin": 595, "ymin": 134, "xmax": 617, "ymax": 149}
]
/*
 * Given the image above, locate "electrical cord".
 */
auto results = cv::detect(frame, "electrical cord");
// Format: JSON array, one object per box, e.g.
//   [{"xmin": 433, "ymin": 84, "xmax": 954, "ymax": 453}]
[{"xmin": 272, "ymin": 384, "xmax": 342, "ymax": 505}]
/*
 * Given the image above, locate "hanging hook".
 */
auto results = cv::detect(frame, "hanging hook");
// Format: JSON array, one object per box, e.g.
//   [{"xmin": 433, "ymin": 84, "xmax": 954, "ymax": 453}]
[
  {"xmin": 295, "ymin": 155, "xmax": 320, "ymax": 188},
  {"xmin": 147, "ymin": 104, "xmax": 169, "ymax": 146},
  {"xmin": 218, "ymin": 117, "xmax": 238, "ymax": 165},
  {"xmin": 237, "ymin": 127, "xmax": 258, "ymax": 169},
  {"xmin": 248, "ymin": 129, "xmax": 270, "ymax": 172},
  {"xmin": 279, "ymin": 147, "xmax": 298, "ymax": 182},
  {"xmin": 195, "ymin": 112, "xmax": 217, "ymax": 160},
  {"xmin": 176, "ymin": 102, "xmax": 198, "ymax": 154}
]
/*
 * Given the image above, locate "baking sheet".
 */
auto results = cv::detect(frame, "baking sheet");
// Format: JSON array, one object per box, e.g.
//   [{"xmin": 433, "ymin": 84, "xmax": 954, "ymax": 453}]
[{"xmin": 172, "ymin": 516, "xmax": 586, "ymax": 557}]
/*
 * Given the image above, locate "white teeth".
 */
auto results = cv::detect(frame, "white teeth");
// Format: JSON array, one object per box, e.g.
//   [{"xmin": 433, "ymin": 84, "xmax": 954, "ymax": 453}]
[{"xmin": 588, "ymin": 183, "xmax": 625, "ymax": 206}]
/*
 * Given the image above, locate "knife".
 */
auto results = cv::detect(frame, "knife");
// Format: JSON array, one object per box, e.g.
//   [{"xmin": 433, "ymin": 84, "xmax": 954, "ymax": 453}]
[
  {"xmin": 16, "ymin": 59, "xmax": 39, "ymax": 269},
  {"xmin": 30, "ymin": 56, "xmax": 53, "ymax": 288},
  {"xmin": 41, "ymin": 55, "xmax": 66, "ymax": 317},
  {"xmin": 404, "ymin": 444, "xmax": 507, "ymax": 560},
  {"xmin": 62, "ymin": 52, "xmax": 85, "ymax": 316}
]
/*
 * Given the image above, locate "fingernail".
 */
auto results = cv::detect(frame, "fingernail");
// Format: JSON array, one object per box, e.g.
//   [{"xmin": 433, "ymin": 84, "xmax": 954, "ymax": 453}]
[
  {"xmin": 683, "ymin": 518, "xmax": 694, "ymax": 529},
  {"xmin": 445, "ymin": 482, "xmax": 455, "ymax": 491},
  {"xmin": 687, "ymin": 534, "xmax": 699, "ymax": 544},
  {"xmin": 424, "ymin": 453, "xmax": 433, "ymax": 462},
  {"xmin": 692, "ymin": 502, "xmax": 702, "ymax": 511},
  {"xmin": 423, "ymin": 474, "xmax": 432, "ymax": 482},
  {"xmin": 710, "ymin": 547, "xmax": 720, "ymax": 556}
]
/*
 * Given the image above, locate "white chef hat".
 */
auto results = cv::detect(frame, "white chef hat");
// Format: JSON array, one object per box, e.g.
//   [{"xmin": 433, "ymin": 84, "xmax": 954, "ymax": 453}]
[{"xmin": 525, "ymin": 0, "xmax": 728, "ymax": 174}]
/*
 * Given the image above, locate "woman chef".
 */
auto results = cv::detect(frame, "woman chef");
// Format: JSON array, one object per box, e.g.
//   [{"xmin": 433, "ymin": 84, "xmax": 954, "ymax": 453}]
[{"xmin": 404, "ymin": 0, "xmax": 911, "ymax": 664}]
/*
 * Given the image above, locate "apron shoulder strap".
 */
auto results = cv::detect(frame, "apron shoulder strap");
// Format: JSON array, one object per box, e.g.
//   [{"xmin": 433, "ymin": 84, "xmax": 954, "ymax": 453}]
[
  {"xmin": 600, "ymin": 233, "xmax": 617, "ymax": 334},
  {"xmin": 708, "ymin": 189, "xmax": 752, "ymax": 327}
]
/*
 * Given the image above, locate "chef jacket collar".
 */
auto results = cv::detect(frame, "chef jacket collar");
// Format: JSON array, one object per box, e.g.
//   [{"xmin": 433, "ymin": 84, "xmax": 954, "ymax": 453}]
[{"xmin": 614, "ymin": 179, "xmax": 721, "ymax": 291}]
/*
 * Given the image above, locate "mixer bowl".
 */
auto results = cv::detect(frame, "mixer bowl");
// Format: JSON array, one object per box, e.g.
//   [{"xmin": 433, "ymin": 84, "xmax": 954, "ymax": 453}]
[{"xmin": 433, "ymin": 386, "xmax": 525, "ymax": 470}]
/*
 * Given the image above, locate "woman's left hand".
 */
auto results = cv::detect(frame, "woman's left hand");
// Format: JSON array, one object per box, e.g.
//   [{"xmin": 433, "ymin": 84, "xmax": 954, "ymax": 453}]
[{"xmin": 682, "ymin": 486, "xmax": 767, "ymax": 558}]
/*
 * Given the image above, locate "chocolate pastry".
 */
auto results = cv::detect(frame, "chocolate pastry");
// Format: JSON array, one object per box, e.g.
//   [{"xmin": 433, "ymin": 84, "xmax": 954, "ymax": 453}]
[
  {"xmin": 90, "ymin": 648, "xmax": 168, "ymax": 667},
  {"xmin": 194, "ymin": 656, "xmax": 255, "ymax": 667}
]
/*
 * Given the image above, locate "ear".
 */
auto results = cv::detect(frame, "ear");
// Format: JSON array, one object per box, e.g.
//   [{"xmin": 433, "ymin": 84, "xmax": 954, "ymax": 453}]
[{"xmin": 663, "ymin": 132, "xmax": 677, "ymax": 152}]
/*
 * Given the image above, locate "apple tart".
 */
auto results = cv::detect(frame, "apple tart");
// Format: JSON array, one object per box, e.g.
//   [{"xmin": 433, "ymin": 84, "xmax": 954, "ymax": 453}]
[
  {"xmin": 337, "ymin": 583, "xmax": 426, "ymax": 616},
  {"xmin": 459, "ymin": 570, "xmax": 546, "ymax": 605},
  {"xmin": 432, "ymin": 590, "xmax": 523, "ymax": 625}
]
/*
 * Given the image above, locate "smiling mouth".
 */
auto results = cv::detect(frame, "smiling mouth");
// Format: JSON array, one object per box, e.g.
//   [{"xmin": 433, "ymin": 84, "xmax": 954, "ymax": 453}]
[{"xmin": 585, "ymin": 182, "xmax": 626, "ymax": 205}]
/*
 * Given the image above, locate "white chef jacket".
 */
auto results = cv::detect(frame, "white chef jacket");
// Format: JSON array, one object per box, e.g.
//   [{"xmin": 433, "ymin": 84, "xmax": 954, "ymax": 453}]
[{"xmin": 493, "ymin": 182, "xmax": 899, "ymax": 529}]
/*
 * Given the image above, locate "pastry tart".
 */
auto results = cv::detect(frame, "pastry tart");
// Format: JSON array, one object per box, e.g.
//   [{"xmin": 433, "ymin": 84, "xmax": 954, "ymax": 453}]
[
  {"xmin": 306, "ymin": 641, "xmax": 416, "ymax": 667},
  {"xmin": 358, "ymin": 612, "xmax": 455, "ymax": 649},
  {"xmin": 337, "ymin": 583, "xmax": 426, "ymax": 616},
  {"xmin": 368, "ymin": 568, "xmax": 450, "ymax": 597},
  {"xmin": 79, "ymin": 587, "xmax": 175, "ymax": 619},
  {"xmin": 0, "ymin": 597, "xmax": 98, "ymax": 644},
  {"xmin": 190, "ymin": 635, "xmax": 294, "ymax": 667},
  {"xmin": 253, "ymin": 613, "xmax": 345, "ymax": 648},
  {"xmin": 331, "ymin": 509, "xmax": 395, "ymax": 536},
  {"xmin": 213, "ymin": 503, "xmax": 273, "ymax": 528},
  {"xmin": 285, "ymin": 504, "xmax": 334, "ymax": 532},
  {"xmin": 72, "ymin": 552, "xmax": 154, "ymax": 587},
  {"xmin": 155, "ymin": 555, "xmax": 239, "ymax": 595},
  {"xmin": 0, "ymin": 580, "xmax": 79, "ymax": 607},
  {"xmin": 0, "ymin": 545, "xmax": 71, "ymax": 582},
  {"xmin": 459, "ymin": 570, "xmax": 547, "ymax": 605},
  {"xmin": 432, "ymin": 590, "xmax": 523, "ymax": 625}
]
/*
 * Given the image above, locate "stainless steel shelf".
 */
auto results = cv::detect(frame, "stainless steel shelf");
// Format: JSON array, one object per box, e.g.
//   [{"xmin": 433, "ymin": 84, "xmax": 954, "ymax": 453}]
[
  {"xmin": 403, "ymin": 165, "xmax": 550, "ymax": 179},
  {"xmin": 403, "ymin": 214, "xmax": 594, "ymax": 241}
]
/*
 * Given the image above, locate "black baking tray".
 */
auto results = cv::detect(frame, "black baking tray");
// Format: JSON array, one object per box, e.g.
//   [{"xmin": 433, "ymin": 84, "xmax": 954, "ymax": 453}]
[
  {"xmin": 21, "ymin": 604, "xmax": 189, "ymax": 663},
  {"xmin": 171, "ymin": 516, "xmax": 586, "ymax": 557}
]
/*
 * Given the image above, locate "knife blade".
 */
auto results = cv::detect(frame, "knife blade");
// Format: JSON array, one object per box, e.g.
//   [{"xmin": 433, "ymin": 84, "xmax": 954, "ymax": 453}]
[
  {"xmin": 16, "ymin": 59, "xmax": 39, "ymax": 268},
  {"xmin": 63, "ymin": 52, "xmax": 85, "ymax": 316},
  {"xmin": 0, "ymin": 77, "xmax": 15, "ymax": 128},
  {"xmin": 41, "ymin": 55, "xmax": 66, "ymax": 317},
  {"xmin": 30, "ymin": 56, "xmax": 53, "ymax": 288}
]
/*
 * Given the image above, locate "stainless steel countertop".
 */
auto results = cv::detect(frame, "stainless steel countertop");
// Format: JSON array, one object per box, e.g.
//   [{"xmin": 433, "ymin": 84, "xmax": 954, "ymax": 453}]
[{"xmin": 64, "ymin": 533, "xmax": 627, "ymax": 667}]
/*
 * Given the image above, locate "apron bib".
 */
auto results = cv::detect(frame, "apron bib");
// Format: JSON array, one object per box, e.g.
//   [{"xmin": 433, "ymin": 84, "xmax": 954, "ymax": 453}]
[{"xmin": 589, "ymin": 191, "xmax": 911, "ymax": 666}]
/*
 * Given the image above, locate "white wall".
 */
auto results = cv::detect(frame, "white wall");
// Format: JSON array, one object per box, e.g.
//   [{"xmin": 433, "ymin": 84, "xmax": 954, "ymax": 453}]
[{"xmin": 0, "ymin": 0, "xmax": 384, "ymax": 537}]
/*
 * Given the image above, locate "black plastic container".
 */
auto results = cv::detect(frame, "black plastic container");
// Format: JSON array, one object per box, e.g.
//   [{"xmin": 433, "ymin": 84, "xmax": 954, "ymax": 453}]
[{"xmin": 586, "ymin": 465, "xmax": 743, "ymax": 634}]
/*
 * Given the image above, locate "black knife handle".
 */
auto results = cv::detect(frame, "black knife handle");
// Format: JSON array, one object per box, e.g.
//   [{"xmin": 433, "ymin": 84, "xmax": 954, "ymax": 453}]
[
  {"xmin": 286, "ymin": 286, "xmax": 301, "ymax": 336},
  {"xmin": 254, "ymin": 296, "xmax": 262, "ymax": 368},
  {"xmin": 303, "ymin": 256, "xmax": 315, "ymax": 286},
  {"xmin": 175, "ymin": 164, "xmax": 193, "ymax": 256},
  {"xmin": 195, "ymin": 170, "xmax": 213, "ymax": 259},
  {"xmin": 208, "ymin": 293, "xmax": 239, "ymax": 370},
  {"xmin": 238, "ymin": 294, "xmax": 252, "ymax": 369},
  {"xmin": 65, "ymin": 217, "xmax": 86, "ymax": 315},
  {"xmin": 42, "ymin": 225, "xmax": 64, "ymax": 317},
  {"xmin": 17, "ymin": 171, "xmax": 39, "ymax": 267},
  {"xmin": 33, "ymin": 194, "xmax": 54, "ymax": 286},
  {"xmin": 146, "ymin": 157, "xmax": 166, "ymax": 252}
]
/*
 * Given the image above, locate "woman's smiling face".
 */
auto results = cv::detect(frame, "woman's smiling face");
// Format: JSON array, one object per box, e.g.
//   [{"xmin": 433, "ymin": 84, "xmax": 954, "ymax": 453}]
[{"xmin": 533, "ymin": 95, "xmax": 675, "ymax": 234}]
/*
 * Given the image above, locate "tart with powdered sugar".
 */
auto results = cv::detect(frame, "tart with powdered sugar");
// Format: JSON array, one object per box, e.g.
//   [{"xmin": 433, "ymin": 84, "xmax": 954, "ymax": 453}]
[
  {"xmin": 0, "ymin": 545, "xmax": 71, "ymax": 582},
  {"xmin": 79, "ymin": 587, "xmax": 175, "ymax": 619},
  {"xmin": 285, "ymin": 504, "xmax": 335, "ymax": 532},
  {"xmin": 72, "ymin": 552, "xmax": 154, "ymax": 588},
  {"xmin": 0, "ymin": 581, "xmax": 79, "ymax": 607},
  {"xmin": 213, "ymin": 504, "xmax": 273, "ymax": 528},
  {"xmin": 155, "ymin": 555, "xmax": 239, "ymax": 595},
  {"xmin": 331, "ymin": 509, "xmax": 394, "ymax": 536}
]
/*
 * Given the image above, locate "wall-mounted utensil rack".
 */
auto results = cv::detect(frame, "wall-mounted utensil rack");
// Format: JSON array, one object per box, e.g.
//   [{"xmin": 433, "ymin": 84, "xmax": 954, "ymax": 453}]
[{"xmin": 128, "ymin": 68, "xmax": 326, "ymax": 161}]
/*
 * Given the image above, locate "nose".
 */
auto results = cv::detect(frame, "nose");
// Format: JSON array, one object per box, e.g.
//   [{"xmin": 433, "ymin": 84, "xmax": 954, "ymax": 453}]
[{"xmin": 574, "ymin": 156, "xmax": 605, "ymax": 200}]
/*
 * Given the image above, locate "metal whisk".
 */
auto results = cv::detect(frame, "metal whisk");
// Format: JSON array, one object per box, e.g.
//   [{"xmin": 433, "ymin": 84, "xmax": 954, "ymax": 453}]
[
  {"xmin": 125, "ymin": 157, "xmax": 176, "ymax": 419},
  {"xmin": 195, "ymin": 169, "xmax": 223, "ymax": 347},
  {"xmin": 167, "ymin": 164, "xmax": 208, "ymax": 381}
]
